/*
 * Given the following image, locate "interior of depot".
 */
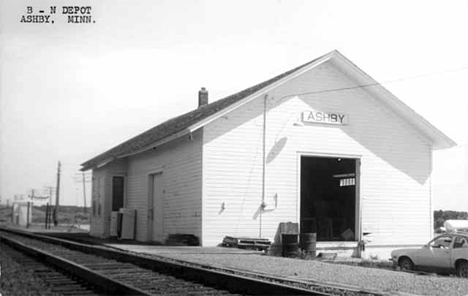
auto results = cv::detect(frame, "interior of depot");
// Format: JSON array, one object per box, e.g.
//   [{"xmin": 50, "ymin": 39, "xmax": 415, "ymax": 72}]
[{"xmin": 300, "ymin": 156, "xmax": 358, "ymax": 241}]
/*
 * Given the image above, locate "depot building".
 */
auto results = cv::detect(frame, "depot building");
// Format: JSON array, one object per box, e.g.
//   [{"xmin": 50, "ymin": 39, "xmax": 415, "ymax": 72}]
[{"xmin": 81, "ymin": 50, "xmax": 455, "ymax": 249}]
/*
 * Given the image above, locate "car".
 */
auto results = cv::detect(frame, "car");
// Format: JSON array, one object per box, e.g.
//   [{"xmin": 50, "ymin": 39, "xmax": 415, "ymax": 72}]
[{"xmin": 391, "ymin": 232, "xmax": 468, "ymax": 277}]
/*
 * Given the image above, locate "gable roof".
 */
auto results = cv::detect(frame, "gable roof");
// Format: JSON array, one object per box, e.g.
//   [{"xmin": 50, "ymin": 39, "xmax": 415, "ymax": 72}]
[
  {"xmin": 80, "ymin": 54, "xmax": 325, "ymax": 171},
  {"xmin": 81, "ymin": 50, "xmax": 456, "ymax": 171}
]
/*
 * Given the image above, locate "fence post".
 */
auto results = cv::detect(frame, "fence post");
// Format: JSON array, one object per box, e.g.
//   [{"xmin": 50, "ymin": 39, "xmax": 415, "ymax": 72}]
[
  {"xmin": 26, "ymin": 202, "xmax": 30, "ymax": 228},
  {"xmin": 45, "ymin": 203, "xmax": 49, "ymax": 229}
]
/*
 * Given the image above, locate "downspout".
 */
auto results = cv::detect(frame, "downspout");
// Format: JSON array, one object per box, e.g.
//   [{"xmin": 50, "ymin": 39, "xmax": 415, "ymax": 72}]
[
  {"xmin": 429, "ymin": 148, "xmax": 433, "ymax": 239},
  {"xmin": 260, "ymin": 94, "xmax": 268, "ymax": 237}
]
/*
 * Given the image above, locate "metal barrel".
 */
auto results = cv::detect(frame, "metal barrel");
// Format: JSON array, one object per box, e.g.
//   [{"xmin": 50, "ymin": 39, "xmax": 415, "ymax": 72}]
[
  {"xmin": 281, "ymin": 233, "xmax": 299, "ymax": 257},
  {"xmin": 300, "ymin": 233, "xmax": 317, "ymax": 257}
]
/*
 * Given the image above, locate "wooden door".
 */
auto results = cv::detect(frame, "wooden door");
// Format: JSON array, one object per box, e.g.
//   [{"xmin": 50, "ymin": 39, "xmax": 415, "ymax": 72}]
[{"xmin": 149, "ymin": 173, "xmax": 163, "ymax": 242}]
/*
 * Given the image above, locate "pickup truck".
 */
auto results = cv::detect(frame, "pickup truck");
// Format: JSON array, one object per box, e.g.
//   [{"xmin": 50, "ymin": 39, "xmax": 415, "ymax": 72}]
[{"xmin": 391, "ymin": 232, "xmax": 468, "ymax": 277}]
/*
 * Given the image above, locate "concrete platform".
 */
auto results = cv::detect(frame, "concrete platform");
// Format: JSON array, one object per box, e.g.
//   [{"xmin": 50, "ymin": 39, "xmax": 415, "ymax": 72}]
[
  {"xmin": 3, "ymin": 223, "xmax": 395, "ymax": 261},
  {"xmin": 101, "ymin": 242, "xmax": 394, "ymax": 271}
]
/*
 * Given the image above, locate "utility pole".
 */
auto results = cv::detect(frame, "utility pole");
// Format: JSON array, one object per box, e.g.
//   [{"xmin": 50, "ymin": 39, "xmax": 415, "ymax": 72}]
[
  {"xmin": 54, "ymin": 161, "xmax": 61, "ymax": 226},
  {"xmin": 82, "ymin": 172, "xmax": 87, "ymax": 214}
]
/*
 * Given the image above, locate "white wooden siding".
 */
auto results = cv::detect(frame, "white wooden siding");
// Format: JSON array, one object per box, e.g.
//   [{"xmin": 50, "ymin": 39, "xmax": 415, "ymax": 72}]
[
  {"xmin": 203, "ymin": 62, "xmax": 432, "ymax": 246},
  {"xmin": 90, "ymin": 158, "xmax": 127, "ymax": 238},
  {"xmin": 90, "ymin": 170, "xmax": 104, "ymax": 237},
  {"xmin": 126, "ymin": 129, "xmax": 203, "ymax": 242}
]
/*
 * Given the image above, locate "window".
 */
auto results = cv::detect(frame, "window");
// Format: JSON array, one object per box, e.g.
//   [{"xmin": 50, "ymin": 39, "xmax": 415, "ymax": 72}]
[
  {"xmin": 112, "ymin": 176, "xmax": 125, "ymax": 211},
  {"xmin": 430, "ymin": 236, "xmax": 452, "ymax": 248},
  {"xmin": 340, "ymin": 178, "xmax": 355, "ymax": 187},
  {"xmin": 453, "ymin": 237, "xmax": 468, "ymax": 249},
  {"xmin": 92, "ymin": 176, "xmax": 103, "ymax": 217}
]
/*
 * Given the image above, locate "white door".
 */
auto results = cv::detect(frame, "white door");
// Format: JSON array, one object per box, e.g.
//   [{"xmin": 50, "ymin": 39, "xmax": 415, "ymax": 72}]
[{"xmin": 149, "ymin": 173, "xmax": 164, "ymax": 242}]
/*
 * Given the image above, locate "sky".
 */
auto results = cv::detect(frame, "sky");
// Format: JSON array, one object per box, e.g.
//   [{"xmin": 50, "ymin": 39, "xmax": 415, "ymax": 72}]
[{"xmin": 1, "ymin": 0, "xmax": 467, "ymax": 211}]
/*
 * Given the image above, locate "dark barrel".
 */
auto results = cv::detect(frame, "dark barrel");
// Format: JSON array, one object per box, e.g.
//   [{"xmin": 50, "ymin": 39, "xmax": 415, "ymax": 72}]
[
  {"xmin": 281, "ymin": 233, "xmax": 299, "ymax": 257},
  {"xmin": 300, "ymin": 233, "xmax": 317, "ymax": 257}
]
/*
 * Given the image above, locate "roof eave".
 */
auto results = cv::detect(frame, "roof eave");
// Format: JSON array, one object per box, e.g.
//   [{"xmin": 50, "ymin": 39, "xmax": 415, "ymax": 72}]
[
  {"xmin": 425, "ymin": 129, "xmax": 457, "ymax": 150},
  {"xmin": 187, "ymin": 51, "xmax": 337, "ymax": 133},
  {"xmin": 81, "ymin": 157, "xmax": 114, "ymax": 172},
  {"xmin": 329, "ymin": 51, "xmax": 457, "ymax": 151},
  {"xmin": 117, "ymin": 128, "xmax": 192, "ymax": 158},
  {"xmin": 80, "ymin": 128, "xmax": 192, "ymax": 171}
]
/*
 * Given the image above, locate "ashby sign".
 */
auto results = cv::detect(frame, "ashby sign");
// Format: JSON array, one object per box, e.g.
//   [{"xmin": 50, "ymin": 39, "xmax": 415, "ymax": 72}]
[{"xmin": 302, "ymin": 111, "xmax": 348, "ymax": 125}]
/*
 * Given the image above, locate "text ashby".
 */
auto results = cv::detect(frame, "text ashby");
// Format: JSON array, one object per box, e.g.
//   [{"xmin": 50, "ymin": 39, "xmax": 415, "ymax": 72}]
[
  {"xmin": 302, "ymin": 111, "xmax": 348, "ymax": 125},
  {"xmin": 20, "ymin": 15, "xmax": 51, "ymax": 23}
]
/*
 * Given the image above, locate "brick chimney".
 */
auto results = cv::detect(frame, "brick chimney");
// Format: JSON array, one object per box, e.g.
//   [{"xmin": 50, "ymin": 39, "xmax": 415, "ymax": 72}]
[{"xmin": 198, "ymin": 87, "xmax": 208, "ymax": 107}]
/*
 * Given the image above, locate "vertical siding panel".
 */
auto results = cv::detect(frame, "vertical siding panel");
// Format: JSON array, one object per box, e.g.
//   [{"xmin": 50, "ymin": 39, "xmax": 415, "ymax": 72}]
[
  {"xmin": 126, "ymin": 129, "xmax": 203, "ymax": 242},
  {"xmin": 90, "ymin": 170, "xmax": 104, "ymax": 237},
  {"xmin": 203, "ymin": 62, "xmax": 432, "ymax": 246},
  {"xmin": 90, "ymin": 158, "xmax": 127, "ymax": 238}
]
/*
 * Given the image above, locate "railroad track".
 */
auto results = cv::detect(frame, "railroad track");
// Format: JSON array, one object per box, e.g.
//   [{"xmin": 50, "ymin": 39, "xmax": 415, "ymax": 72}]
[
  {"xmin": 0, "ymin": 228, "xmax": 389, "ymax": 295},
  {"xmin": 1, "ymin": 242, "xmax": 102, "ymax": 295}
]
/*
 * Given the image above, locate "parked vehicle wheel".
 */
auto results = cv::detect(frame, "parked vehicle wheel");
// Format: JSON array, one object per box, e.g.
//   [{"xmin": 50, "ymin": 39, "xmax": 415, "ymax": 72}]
[
  {"xmin": 399, "ymin": 257, "xmax": 414, "ymax": 271},
  {"xmin": 457, "ymin": 261, "xmax": 468, "ymax": 278}
]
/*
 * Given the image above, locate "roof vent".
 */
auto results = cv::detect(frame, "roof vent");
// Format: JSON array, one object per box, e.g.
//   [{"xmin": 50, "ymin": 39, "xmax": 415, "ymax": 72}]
[{"xmin": 198, "ymin": 87, "xmax": 208, "ymax": 107}]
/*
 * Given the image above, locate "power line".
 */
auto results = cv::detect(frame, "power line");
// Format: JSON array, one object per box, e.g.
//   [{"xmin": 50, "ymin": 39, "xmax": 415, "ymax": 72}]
[
  {"xmin": 281, "ymin": 65, "xmax": 468, "ymax": 99},
  {"xmin": 73, "ymin": 180, "xmax": 91, "ymax": 183}
]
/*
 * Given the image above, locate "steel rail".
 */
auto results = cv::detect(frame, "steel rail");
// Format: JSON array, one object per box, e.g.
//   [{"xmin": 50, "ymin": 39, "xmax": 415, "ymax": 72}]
[
  {"xmin": 0, "ymin": 228, "xmax": 388, "ymax": 295},
  {"xmin": 1, "ymin": 234, "xmax": 151, "ymax": 295},
  {"xmin": 1, "ymin": 241, "xmax": 101, "ymax": 296}
]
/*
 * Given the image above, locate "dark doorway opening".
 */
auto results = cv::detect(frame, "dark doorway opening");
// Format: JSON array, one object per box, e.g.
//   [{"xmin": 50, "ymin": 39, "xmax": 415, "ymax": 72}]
[
  {"xmin": 300, "ymin": 156, "xmax": 358, "ymax": 241},
  {"xmin": 112, "ymin": 176, "xmax": 124, "ymax": 211}
]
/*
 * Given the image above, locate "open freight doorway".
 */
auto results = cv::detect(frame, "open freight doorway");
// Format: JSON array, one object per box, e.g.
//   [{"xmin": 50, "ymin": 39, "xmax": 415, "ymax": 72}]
[{"xmin": 300, "ymin": 156, "xmax": 359, "ymax": 241}]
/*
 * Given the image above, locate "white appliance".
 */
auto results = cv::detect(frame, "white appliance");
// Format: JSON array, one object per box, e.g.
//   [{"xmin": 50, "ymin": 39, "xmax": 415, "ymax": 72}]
[
  {"xmin": 110, "ymin": 211, "xmax": 119, "ymax": 237},
  {"xmin": 118, "ymin": 208, "xmax": 136, "ymax": 240}
]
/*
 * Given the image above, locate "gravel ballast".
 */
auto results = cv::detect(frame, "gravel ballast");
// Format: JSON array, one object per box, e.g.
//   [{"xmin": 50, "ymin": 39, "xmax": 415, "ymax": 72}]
[
  {"xmin": 0, "ymin": 243, "xmax": 59, "ymax": 296},
  {"xmin": 111, "ymin": 246, "xmax": 468, "ymax": 296}
]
